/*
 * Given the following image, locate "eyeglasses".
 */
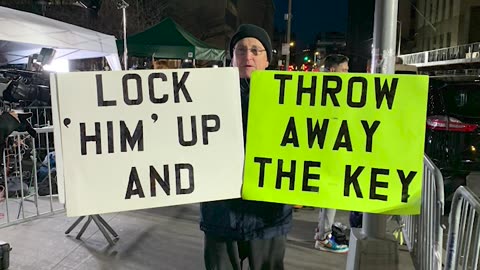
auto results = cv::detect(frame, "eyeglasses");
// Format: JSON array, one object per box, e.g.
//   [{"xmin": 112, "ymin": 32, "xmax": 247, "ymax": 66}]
[{"xmin": 234, "ymin": 47, "xmax": 266, "ymax": 56}]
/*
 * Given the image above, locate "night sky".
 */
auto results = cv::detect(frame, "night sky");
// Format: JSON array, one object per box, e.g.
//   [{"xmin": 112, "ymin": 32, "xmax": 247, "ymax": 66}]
[{"xmin": 274, "ymin": 0, "xmax": 348, "ymax": 48}]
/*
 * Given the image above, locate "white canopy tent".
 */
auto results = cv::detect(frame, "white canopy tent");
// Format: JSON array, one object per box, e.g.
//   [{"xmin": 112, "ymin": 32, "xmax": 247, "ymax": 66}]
[{"xmin": 0, "ymin": 6, "xmax": 121, "ymax": 70}]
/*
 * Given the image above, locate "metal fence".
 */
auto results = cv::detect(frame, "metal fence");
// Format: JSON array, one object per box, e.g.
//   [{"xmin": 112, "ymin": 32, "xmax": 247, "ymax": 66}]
[
  {"xmin": 0, "ymin": 126, "xmax": 63, "ymax": 228},
  {"xmin": 444, "ymin": 186, "xmax": 480, "ymax": 270},
  {"xmin": 24, "ymin": 106, "xmax": 52, "ymax": 128},
  {"xmin": 400, "ymin": 154, "xmax": 445, "ymax": 270}
]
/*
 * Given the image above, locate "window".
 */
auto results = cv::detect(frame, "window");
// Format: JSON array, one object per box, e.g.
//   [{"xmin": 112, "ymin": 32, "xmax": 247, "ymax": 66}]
[
  {"xmin": 427, "ymin": 89, "xmax": 445, "ymax": 116},
  {"xmin": 423, "ymin": 0, "xmax": 428, "ymax": 25},
  {"xmin": 440, "ymin": 34, "xmax": 444, "ymax": 48},
  {"xmin": 444, "ymin": 0, "xmax": 448, "ymax": 19},
  {"xmin": 436, "ymin": 0, "xmax": 440, "ymax": 21},
  {"xmin": 426, "ymin": 37, "xmax": 431, "ymax": 50},
  {"xmin": 443, "ymin": 85, "xmax": 480, "ymax": 118},
  {"xmin": 433, "ymin": 36, "xmax": 437, "ymax": 49},
  {"xmin": 447, "ymin": 32, "xmax": 452, "ymax": 47},
  {"xmin": 449, "ymin": 0, "xmax": 454, "ymax": 18},
  {"xmin": 430, "ymin": 1, "xmax": 434, "ymax": 21}
]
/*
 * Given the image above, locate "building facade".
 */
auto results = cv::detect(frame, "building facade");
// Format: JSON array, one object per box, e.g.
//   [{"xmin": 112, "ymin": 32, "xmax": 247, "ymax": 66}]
[
  {"xmin": 397, "ymin": 0, "xmax": 417, "ymax": 54},
  {"xmin": 414, "ymin": 0, "xmax": 480, "ymax": 52}
]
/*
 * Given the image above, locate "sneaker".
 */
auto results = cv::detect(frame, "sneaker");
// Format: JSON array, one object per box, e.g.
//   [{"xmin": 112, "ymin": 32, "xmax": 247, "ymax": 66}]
[{"xmin": 314, "ymin": 236, "xmax": 349, "ymax": 253}]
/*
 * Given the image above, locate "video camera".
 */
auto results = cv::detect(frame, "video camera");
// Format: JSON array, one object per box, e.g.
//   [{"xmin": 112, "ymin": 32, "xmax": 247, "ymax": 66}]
[
  {"xmin": 0, "ymin": 48, "xmax": 54, "ymax": 106},
  {"xmin": 0, "ymin": 69, "xmax": 51, "ymax": 106}
]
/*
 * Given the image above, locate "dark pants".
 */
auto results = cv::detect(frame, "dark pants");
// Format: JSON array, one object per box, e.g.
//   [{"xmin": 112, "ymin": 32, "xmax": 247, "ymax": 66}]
[{"xmin": 203, "ymin": 234, "xmax": 286, "ymax": 270}]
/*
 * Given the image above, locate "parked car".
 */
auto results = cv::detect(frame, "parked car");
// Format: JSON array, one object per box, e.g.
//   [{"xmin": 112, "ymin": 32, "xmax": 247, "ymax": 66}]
[{"xmin": 425, "ymin": 76, "xmax": 480, "ymax": 202}]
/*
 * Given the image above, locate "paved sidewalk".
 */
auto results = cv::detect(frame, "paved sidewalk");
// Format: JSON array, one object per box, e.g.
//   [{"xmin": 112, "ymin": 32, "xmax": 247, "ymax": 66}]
[{"xmin": 0, "ymin": 204, "xmax": 415, "ymax": 270}]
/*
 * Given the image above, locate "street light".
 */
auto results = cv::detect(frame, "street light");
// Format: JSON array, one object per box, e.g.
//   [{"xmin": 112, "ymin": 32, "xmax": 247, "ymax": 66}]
[
  {"xmin": 116, "ymin": 0, "xmax": 129, "ymax": 70},
  {"xmin": 397, "ymin": 20, "xmax": 402, "ymax": 56},
  {"xmin": 290, "ymin": 41, "xmax": 295, "ymax": 47},
  {"xmin": 285, "ymin": 0, "xmax": 292, "ymax": 71}
]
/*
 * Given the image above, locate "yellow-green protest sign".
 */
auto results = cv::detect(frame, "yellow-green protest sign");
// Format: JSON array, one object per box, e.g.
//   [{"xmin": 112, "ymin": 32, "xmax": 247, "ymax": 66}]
[{"xmin": 242, "ymin": 71, "xmax": 429, "ymax": 215}]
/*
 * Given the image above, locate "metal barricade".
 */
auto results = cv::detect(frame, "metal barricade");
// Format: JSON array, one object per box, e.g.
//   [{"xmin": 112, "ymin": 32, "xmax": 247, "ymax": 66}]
[
  {"xmin": 24, "ymin": 106, "xmax": 52, "ymax": 128},
  {"xmin": 0, "ymin": 126, "xmax": 63, "ymax": 228},
  {"xmin": 445, "ymin": 186, "xmax": 480, "ymax": 270},
  {"xmin": 400, "ymin": 154, "xmax": 445, "ymax": 270}
]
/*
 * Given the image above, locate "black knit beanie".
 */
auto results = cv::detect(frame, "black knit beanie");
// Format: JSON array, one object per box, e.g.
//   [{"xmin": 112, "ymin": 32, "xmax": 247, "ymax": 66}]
[{"xmin": 229, "ymin": 24, "xmax": 272, "ymax": 62}]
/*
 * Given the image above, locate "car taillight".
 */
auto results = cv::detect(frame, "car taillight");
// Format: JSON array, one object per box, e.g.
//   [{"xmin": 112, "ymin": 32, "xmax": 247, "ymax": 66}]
[{"xmin": 427, "ymin": 116, "xmax": 478, "ymax": 132}]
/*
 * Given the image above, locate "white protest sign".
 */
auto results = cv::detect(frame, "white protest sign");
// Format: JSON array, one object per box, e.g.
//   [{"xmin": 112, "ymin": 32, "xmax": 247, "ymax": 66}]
[{"xmin": 50, "ymin": 68, "xmax": 244, "ymax": 217}]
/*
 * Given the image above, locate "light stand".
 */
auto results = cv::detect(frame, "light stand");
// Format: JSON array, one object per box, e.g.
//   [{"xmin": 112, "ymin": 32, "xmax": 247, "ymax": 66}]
[{"xmin": 116, "ymin": 0, "xmax": 129, "ymax": 70}]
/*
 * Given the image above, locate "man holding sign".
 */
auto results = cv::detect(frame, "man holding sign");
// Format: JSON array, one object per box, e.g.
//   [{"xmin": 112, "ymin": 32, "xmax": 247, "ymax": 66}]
[
  {"xmin": 200, "ymin": 24, "xmax": 292, "ymax": 270},
  {"xmin": 241, "ymin": 43, "xmax": 428, "ymax": 258}
]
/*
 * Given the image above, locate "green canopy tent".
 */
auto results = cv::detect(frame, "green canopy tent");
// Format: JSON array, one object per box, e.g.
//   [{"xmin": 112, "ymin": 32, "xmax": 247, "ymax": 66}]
[{"xmin": 117, "ymin": 17, "xmax": 225, "ymax": 61}]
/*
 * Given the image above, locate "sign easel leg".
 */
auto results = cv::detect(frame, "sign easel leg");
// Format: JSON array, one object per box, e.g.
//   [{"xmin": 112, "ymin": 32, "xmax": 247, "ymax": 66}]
[{"xmin": 65, "ymin": 215, "xmax": 119, "ymax": 245}]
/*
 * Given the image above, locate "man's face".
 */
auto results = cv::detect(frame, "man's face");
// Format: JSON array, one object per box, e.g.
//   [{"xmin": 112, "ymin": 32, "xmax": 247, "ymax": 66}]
[
  {"xmin": 232, "ymin": 37, "xmax": 269, "ymax": 79},
  {"xmin": 329, "ymin": 62, "xmax": 349, "ymax": 73}
]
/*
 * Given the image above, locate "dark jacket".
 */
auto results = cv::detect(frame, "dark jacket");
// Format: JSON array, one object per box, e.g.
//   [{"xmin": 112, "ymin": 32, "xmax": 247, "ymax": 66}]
[
  {"xmin": 0, "ymin": 112, "xmax": 20, "ymax": 153},
  {"xmin": 200, "ymin": 78, "xmax": 293, "ymax": 241}
]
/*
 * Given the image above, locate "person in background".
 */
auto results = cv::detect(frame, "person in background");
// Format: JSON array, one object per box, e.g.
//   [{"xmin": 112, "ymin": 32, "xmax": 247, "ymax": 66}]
[
  {"xmin": 152, "ymin": 59, "xmax": 171, "ymax": 69},
  {"xmin": 324, "ymin": 54, "xmax": 349, "ymax": 73},
  {"xmin": 200, "ymin": 24, "xmax": 293, "ymax": 270},
  {"xmin": 314, "ymin": 54, "xmax": 350, "ymax": 254}
]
